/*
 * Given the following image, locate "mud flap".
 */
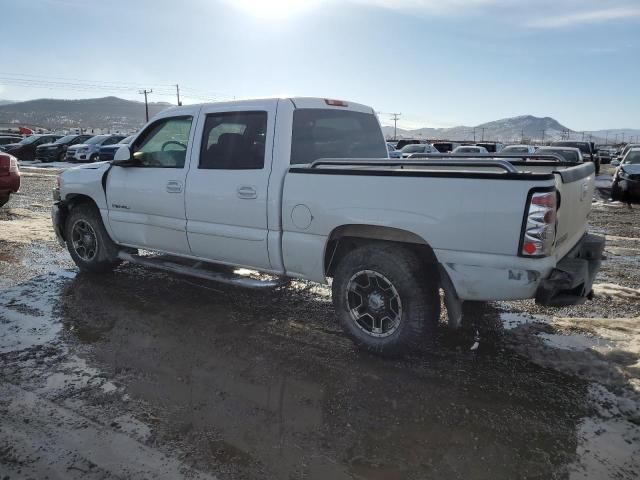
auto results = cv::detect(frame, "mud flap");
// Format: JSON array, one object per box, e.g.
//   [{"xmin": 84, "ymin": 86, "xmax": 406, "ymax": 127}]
[{"xmin": 438, "ymin": 264, "xmax": 463, "ymax": 329}]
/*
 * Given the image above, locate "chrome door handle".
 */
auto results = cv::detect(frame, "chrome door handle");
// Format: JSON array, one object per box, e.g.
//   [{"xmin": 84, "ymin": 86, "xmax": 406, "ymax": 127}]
[
  {"xmin": 166, "ymin": 180, "xmax": 183, "ymax": 193},
  {"xmin": 237, "ymin": 185, "xmax": 257, "ymax": 199}
]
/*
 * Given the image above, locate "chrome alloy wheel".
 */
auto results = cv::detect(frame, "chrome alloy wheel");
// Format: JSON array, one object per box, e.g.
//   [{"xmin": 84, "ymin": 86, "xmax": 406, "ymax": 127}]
[
  {"xmin": 346, "ymin": 270, "xmax": 403, "ymax": 338},
  {"xmin": 71, "ymin": 219, "xmax": 98, "ymax": 261}
]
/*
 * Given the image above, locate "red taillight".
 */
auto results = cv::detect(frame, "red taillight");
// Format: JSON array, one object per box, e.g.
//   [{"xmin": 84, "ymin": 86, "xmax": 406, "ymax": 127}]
[
  {"xmin": 521, "ymin": 190, "xmax": 557, "ymax": 257},
  {"xmin": 324, "ymin": 99, "xmax": 348, "ymax": 107},
  {"xmin": 0, "ymin": 154, "xmax": 10, "ymax": 175}
]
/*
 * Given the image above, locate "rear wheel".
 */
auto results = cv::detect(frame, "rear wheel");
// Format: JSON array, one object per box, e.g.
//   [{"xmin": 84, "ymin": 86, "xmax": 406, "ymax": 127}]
[
  {"xmin": 65, "ymin": 203, "xmax": 120, "ymax": 272},
  {"xmin": 332, "ymin": 243, "xmax": 440, "ymax": 357},
  {"xmin": 89, "ymin": 154, "xmax": 98, "ymax": 163},
  {"xmin": 58, "ymin": 152, "xmax": 65, "ymax": 162},
  {"xmin": 0, "ymin": 195, "xmax": 9, "ymax": 208}
]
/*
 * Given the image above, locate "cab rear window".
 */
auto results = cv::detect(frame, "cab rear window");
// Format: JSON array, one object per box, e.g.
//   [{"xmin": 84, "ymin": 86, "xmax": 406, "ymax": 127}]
[{"xmin": 290, "ymin": 109, "xmax": 386, "ymax": 165}]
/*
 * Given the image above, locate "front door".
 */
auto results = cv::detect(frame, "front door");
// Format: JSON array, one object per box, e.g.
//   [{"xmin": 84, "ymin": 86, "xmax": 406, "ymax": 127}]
[
  {"xmin": 106, "ymin": 114, "xmax": 196, "ymax": 255},
  {"xmin": 185, "ymin": 103, "xmax": 275, "ymax": 270}
]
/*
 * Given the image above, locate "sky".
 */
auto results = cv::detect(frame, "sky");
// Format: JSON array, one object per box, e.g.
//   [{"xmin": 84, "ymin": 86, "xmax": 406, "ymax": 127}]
[{"xmin": 1, "ymin": 0, "xmax": 639, "ymax": 130}]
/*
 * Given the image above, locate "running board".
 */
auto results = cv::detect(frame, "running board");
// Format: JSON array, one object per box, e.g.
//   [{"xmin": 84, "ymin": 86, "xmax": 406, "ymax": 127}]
[{"xmin": 117, "ymin": 251, "xmax": 290, "ymax": 289}]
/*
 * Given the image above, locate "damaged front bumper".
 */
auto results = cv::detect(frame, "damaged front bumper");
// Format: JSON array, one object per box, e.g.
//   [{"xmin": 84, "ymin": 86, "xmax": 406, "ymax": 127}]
[{"xmin": 535, "ymin": 233, "xmax": 605, "ymax": 306}]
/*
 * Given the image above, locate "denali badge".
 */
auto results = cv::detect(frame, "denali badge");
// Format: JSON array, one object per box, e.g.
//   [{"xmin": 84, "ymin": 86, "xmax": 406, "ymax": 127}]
[{"xmin": 111, "ymin": 204, "xmax": 130, "ymax": 210}]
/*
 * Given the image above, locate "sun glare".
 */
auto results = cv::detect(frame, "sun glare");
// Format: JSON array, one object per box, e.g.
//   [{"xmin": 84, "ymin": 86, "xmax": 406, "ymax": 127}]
[{"xmin": 228, "ymin": 0, "xmax": 320, "ymax": 20}]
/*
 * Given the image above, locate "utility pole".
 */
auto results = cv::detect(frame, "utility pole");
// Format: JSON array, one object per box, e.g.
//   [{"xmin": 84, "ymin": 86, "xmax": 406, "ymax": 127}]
[
  {"xmin": 139, "ymin": 88, "xmax": 153, "ymax": 122},
  {"xmin": 521, "ymin": 129, "xmax": 524, "ymax": 143},
  {"xmin": 176, "ymin": 84, "xmax": 182, "ymax": 106},
  {"xmin": 390, "ymin": 113, "xmax": 401, "ymax": 141},
  {"xmin": 481, "ymin": 127, "xmax": 486, "ymax": 142},
  {"xmin": 605, "ymin": 131, "xmax": 608, "ymax": 145},
  {"xmin": 473, "ymin": 128, "xmax": 476, "ymax": 142},
  {"xmin": 541, "ymin": 130, "xmax": 545, "ymax": 144}
]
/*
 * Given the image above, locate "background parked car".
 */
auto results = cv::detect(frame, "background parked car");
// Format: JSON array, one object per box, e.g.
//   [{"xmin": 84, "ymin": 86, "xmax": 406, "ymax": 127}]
[
  {"xmin": 0, "ymin": 135, "xmax": 23, "ymax": 150},
  {"xmin": 596, "ymin": 145, "xmax": 616, "ymax": 164},
  {"xmin": 395, "ymin": 139, "xmax": 425, "ymax": 150},
  {"xmin": 535, "ymin": 146, "xmax": 583, "ymax": 163},
  {"xmin": 400, "ymin": 143, "xmax": 438, "ymax": 158},
  {"xmin": 35, "ymin": 134, "xmax": 93, "ymax": 162},
  {"xmin": 452, "ymin": 145, "xmax": 489, "ymax": 154},
  {"xmin": 611, "ymin": 147, "xmax": 640, "ymax": 202},
  {"xmin": 500, "ymin": 145, "xmax": 536, "ymax": 155},
  {"xmin": 0, "ymin": 153, "xmax": 20, "ymax": 208},
  {"xmin": 551, "ymin": 141, "xmax": 599, "ymax": 173},
  {"xmin": 1, "ymin": 134, "xmax": 62, "ymax": 160},
  {"xmin": 475, "ymin": 142, "xmax": 504, "ymax": 153},
  {"xmin": 613, "ymin": 143, "xmax": 640, "ymax": 165},
  {"xmin": 66, "ymin": 134, "xmax": 126, "ymax": 162},
  {"xmin": 432, "ymin": 141, "xmax": 460, "ymax": 153},
  {"xmin": 97, "ymin": 135, "xmax": 136, "ymax": 161}
]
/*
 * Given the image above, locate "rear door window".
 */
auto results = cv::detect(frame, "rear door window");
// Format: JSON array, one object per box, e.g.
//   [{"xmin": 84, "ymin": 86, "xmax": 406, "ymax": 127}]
[
  {"xmin": 198, "ymin": 111, "xmax": 267, "ymax": 170},
  {"xmin": 291, "ymin": 109, "xmax": 386, "ymax": 164}
]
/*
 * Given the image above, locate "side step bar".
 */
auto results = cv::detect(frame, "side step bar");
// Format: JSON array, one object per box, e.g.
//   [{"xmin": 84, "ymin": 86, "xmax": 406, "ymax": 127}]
[{"xmin": 117, "ymin": 251, "xmax": 290, "ymax": 289}]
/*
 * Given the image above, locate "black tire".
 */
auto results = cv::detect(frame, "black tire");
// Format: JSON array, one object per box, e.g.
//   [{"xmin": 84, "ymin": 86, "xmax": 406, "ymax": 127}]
[
  {"xmin": 89, "ymin": 154, "xmax": 98, "ymax": 163},
  {"xmin": 0, "ymin": 195, "xmax": 9, "ymax": 208},
  {"xmin": 332, "ymin": 243, "xmax": 440, "ymax": 357},
  {"xmin": 58, "ymin": 152, "xmax": 65, "ymax": 162},
  {"xmin": 611, "ymin": 180, "xmax": 622, "ymax": 201},
  {"xmin": 65, "ymin": 203, "xmax": 121, "ymax": 273}
]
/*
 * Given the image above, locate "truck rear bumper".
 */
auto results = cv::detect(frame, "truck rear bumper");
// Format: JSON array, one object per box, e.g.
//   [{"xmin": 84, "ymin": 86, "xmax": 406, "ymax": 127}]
[{"xmin": 535, "ymin": 233, "xmax": 605, "ymax": 306}]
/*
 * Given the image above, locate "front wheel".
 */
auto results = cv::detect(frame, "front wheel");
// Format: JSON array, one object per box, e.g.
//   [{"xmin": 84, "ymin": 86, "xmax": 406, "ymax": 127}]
[
  {"xmin": 65, "ymin": 203, "xmax": 121, "ymax": 272},
  {"xmin": 332, "ymin": 243, "xmax": 440, "ymax": 357}
]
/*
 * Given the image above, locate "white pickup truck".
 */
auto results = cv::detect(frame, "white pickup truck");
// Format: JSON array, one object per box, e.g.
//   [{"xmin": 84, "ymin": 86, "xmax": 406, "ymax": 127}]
[{"xmin": 52, "ymin": 97, "xmax": 604, "ymax": 356}]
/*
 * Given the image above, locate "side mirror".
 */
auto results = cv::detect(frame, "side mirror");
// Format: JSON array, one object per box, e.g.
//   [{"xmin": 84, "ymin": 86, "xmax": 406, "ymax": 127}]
[{"xmin": 112, "ymin": 145, "xmax": 134, "ymax": 166}]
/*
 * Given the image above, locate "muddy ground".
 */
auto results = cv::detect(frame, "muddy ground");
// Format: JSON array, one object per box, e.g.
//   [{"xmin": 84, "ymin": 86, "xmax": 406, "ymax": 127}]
[{"xmin": 0, "ymin": 168, "xmax": 639, "ymax": 479}]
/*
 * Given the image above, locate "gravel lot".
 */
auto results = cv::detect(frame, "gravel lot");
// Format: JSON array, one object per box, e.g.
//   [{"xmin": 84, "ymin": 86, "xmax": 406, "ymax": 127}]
[{"xmin": 0, "ymin": 167, "xmax": 638, "ymax": 479}]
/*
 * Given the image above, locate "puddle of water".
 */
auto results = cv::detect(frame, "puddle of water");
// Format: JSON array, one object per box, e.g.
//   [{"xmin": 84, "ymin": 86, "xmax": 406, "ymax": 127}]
[
  {"xmin": 538, "ymin": 332, "xmax": 614, "ymax": 352},
  {"xmin": 42, "ymin": 354, "xmax": 118, "ymax": 395},
  {"xmin": 500, "ymin": 311, "xmax": 549, "ymax": 330},
  {"xmin": 0, "ymin": 279, "xmax": 65, "ymax": 353}
]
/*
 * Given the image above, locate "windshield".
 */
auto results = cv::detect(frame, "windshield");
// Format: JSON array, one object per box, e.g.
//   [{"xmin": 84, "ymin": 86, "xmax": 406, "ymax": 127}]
[
  {"xmin": 121, "ymin": 135, "xmax": 135, "ymax": 145},
  {"xmin": 401, "ymin": 144, "xmax": 425, "ymax": 153},
  {"xmin": 457, "ymin": 147, "xmax": 479, "ymax": 153},
  {"xmin": 553, "ymin": 141, "xmax": 590, "ymax": 154},
  {"xmin": 19, "ymin": 135, "xmax": 39, "ymax": 145},
  {"xmin": 624, "ymin": 151, "xmax": 640, "ymax": 164},
  {"xmin": 538, "ymin": 149, "xmax": 579, "ymax": 162},
  {"xmin": 85, "ymin": 135, "xmax": 109, "ymax": 145},
  {"xmin": 54, "ymin": 135, "xmax": 77, "ymax": 144},
  {"xmin": 503, "ymin": 146, "xmax": 528, "ymax": 153}
]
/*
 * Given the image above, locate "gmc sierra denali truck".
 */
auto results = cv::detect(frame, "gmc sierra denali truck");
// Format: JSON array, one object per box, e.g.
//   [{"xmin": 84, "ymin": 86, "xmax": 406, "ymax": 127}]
[{"xmin": 52, "ymin": 97, "xmax": 604, "ymax": 356}]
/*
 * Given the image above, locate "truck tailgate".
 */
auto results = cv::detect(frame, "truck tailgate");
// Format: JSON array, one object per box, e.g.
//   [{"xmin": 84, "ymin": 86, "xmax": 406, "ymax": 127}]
[{"xmin": 553, "ymin": 163, "xmax": 596, "ymax": 260}]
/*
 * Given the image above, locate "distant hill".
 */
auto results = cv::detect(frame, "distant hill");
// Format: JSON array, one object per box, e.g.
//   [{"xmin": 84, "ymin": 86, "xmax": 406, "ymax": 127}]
[
  {"xmin": 0, "ymin": 100, "xmax": 14, "ymax": 106},
  {"xmin": 382, "ymin": 115, "xmax": 576, "ymax": 143},
  {"xmin": 0, "ymin": 96, "xmax": 174, "ymax": 130}
]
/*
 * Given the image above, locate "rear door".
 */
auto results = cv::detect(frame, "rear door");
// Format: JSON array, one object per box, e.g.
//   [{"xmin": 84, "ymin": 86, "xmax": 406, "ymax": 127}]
[
  {"xmin": 184, "ymin": 101, "xmax": 276, "ymax": 270},
  {"xmin": 106, "ymin": 113, "xmax": 197, "ymax": 255}
]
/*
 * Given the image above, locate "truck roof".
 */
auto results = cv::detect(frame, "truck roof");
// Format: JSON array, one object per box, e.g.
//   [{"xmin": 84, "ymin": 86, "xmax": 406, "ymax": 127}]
[{"xmin": 157, "ymin": 97, "xmax": 376, "ymax": 118}]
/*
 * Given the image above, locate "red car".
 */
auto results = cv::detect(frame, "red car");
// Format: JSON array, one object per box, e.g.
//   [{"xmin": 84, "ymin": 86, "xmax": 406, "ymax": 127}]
[{"xmin": 0, "ymin": 153, "xmax": 20, "ymax": 207}]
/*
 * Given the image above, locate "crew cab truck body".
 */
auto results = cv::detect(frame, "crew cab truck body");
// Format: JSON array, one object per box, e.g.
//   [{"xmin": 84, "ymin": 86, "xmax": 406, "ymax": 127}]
[{"xmin": 52, "ymin": 98, "xmax": 604, "ymax": 356}]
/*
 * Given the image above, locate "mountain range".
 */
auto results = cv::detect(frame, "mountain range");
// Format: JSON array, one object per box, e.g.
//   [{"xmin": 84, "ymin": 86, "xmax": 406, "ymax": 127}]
[
  {"xmin": 0, "ymin": 97, "xmax": 173, "ymax": 130},
  {"xmin": 0, "ymin": 96, "xmax": 638, "ymax": 143},
  {"xmin": 381, "ymin": 115, "xmax": 640, "ymax": 144}
]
